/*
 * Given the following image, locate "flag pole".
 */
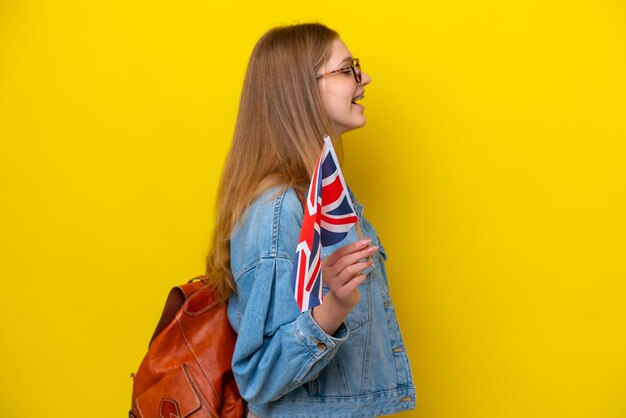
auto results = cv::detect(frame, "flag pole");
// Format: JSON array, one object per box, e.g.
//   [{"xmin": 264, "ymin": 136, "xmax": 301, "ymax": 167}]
[
  {"xmin": 355, "ymin": 220, "xmax": 375, "ymax": 268},
  {"xmin": 355, "ymin": 222, "xmax": 365, "ymax": 241}
]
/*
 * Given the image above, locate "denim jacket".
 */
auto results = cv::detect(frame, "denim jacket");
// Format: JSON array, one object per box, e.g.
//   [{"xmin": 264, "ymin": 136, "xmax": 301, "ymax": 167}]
[{"xmin": 227, "ymin": 186, "xmax": 416, "ymax": 417}]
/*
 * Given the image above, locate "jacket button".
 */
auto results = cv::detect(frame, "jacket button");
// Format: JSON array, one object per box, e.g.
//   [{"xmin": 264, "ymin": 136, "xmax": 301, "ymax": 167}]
[
  {"xmin": 400, "ymin": 396, "xmax": 412, "ymax": 402},
  {"xmin": 311, "ymin": 336, "xmax": 327, "ymax": 351}
]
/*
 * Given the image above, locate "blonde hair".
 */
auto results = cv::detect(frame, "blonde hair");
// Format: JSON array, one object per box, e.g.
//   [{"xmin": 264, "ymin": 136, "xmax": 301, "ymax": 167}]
[{"xmin": 203, "ymin": 23, "xmax": 340, "ymax": 299}]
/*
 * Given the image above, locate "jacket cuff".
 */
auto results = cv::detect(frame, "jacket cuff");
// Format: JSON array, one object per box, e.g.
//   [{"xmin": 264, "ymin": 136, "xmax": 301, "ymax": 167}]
[{"xmin": 294, "ymin": 310, "xmax": 350, "ymax": 360}]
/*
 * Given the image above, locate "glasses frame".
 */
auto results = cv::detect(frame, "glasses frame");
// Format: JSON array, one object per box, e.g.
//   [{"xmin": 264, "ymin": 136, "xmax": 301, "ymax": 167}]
[{"xmin": 316, "ymin": 58, "xmax": 361, "ymax": 84}]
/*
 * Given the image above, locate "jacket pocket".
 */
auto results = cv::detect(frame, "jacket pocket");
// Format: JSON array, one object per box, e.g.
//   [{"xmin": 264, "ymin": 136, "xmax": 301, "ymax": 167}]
[{"xmin": 377, "ymin": 239, "xmax": 388, "ymax": 262}]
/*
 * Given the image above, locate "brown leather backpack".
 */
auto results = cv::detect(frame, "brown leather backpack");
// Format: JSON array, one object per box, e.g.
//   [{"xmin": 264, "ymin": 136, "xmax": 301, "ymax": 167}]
[{"xmin": 130, "ymin": 276, "xmax": 246, "ymax": 418}]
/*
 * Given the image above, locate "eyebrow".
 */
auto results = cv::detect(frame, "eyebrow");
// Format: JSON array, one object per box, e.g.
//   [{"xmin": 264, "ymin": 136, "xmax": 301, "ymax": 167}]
[{"xmin": 337, "ymin": 56, "xmax": 353, "ymax": 66}]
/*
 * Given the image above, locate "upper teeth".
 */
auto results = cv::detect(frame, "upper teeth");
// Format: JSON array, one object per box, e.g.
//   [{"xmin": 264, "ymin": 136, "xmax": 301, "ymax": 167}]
[{"xmin": 352, "ymin": 94, "xmax": 364, "ymax": 102}]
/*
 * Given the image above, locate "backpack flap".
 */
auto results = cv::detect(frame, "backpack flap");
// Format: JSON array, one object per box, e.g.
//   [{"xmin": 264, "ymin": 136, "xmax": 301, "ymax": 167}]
[{"xmin": 132, "ymin": 364, "xmax": 203, "ymax": 418}]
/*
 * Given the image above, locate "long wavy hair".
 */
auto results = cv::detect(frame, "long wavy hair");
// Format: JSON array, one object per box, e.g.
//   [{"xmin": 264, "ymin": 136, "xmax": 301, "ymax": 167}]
[{"xmin": 203, "ymin": 23, "xmax": 341, "ymax": 300}]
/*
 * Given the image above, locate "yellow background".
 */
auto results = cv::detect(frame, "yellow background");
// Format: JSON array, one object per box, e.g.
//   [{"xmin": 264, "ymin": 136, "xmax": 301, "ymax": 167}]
[{"xmin": 1, "ymin": 0, "xmax": 625, "ymax": 417}]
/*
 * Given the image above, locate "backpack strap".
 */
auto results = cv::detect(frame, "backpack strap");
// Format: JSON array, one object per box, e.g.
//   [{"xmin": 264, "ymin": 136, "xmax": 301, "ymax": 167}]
[{"xmin": 294, "ymin": 187, "xmax": 306, "ymax": 210}]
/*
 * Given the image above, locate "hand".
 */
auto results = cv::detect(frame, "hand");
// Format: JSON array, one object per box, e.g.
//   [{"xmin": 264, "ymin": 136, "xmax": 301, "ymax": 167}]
[{"xmin": 321, "ymin": 239, "xmax": 378, "ymax": 309}]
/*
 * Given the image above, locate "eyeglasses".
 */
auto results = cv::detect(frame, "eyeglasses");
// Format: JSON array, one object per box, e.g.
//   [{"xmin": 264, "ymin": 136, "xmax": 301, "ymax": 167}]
[{"xmin": 316, "ymin": 58, "xmax": 361, "ymax": 84}]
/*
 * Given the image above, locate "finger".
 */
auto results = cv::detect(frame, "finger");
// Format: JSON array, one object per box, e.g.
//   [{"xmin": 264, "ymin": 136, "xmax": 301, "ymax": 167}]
[
  {"xmin": 335, "ymin": 273, "xmax": 367, "ymax": 299},
  {"xmin": 334, "ymin": 260, "xmax": 374, "ymax": 287},
  {"xmin": 323, "ymin": 239, "xmax": 371, "ymax": 267},
  {"xmin": 327, "ymin": 245, "xmax": 379, "ymax": 277},
  {"xmin": 323, "ymin": 259, "xmax": 373, "ymax": 291}
]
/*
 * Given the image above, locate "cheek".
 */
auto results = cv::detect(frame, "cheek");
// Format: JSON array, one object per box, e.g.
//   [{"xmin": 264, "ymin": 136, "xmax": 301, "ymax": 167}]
[
  {"xmin": 326, "ymin": 89, "xmax": 354, "ymax": 111},
  {"xmin": 319, "ymin": 83, "xmax": 355, "ymax": 120},
  {"xmin": 321, "ymin": 95, "xmax": 344, "ymax": 118}
]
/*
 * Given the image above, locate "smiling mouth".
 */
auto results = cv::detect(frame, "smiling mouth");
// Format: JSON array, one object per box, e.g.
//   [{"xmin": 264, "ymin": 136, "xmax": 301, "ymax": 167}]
[{"xmin": 351, "ymin": 93, "xmax": 365, "ymax": 104}]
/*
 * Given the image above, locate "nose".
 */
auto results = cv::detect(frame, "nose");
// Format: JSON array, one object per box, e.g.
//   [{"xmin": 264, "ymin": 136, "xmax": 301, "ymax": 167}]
[{"xmin": 359, "ymin": 70, "xmax": 371, "ymax": 86}]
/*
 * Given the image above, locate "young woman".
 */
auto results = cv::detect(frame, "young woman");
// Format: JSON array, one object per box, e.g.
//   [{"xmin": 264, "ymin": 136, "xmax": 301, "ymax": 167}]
[{"xmin": 205, "ymin": 23, "xmax": 415, "ymax": 417}]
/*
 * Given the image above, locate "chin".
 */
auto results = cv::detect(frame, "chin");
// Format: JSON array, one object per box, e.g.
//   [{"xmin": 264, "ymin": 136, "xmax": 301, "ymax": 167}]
[
  {"xmin": 332, "ymin": 117, "xmax": 367, "ymax": 137},
  {"xmin": 353, "ymin": 118, "xmax": 367, "ymax": 130}
]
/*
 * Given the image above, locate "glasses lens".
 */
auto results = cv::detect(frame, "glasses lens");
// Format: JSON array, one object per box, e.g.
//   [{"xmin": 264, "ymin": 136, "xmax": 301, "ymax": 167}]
[{"xmin": 353, "ymin": 59, "xmax": 361, "ymax": 83}]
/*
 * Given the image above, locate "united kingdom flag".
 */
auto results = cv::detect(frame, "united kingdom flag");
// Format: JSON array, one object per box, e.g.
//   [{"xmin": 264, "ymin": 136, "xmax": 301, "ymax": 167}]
[{"xmin": 291, "ymin": 136, "xmax": 359, "ymax": 312}]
